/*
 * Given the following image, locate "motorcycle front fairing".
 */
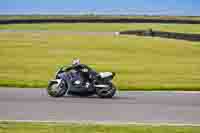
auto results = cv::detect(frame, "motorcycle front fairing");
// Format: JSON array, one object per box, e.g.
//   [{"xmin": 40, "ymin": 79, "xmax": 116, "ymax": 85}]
[{"xmin": 58, "ymin": 70, "xmax": 95, "ymax": 95}]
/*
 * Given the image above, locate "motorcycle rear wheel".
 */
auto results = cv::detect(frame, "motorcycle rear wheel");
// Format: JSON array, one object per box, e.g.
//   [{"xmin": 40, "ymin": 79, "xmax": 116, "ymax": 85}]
[{"xmin": 96, "ymin": 83, "xmax": 116, "ymax": 98}]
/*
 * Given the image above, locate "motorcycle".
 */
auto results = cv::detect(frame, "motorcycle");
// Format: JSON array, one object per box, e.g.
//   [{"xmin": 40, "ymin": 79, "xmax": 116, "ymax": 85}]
[{"xmin": 47, "ymin": 65, "xmax": 117, "ymax": 98}]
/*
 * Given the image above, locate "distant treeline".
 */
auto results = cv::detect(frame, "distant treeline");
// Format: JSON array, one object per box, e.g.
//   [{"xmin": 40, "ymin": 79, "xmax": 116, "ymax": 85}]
[
  {"xmin": 120, "ymin": 29, "xmax": 200, "ymax": 42},
  {"xmin": 1, "ymin": 15, "xmax": 200, "ymax": 24}
]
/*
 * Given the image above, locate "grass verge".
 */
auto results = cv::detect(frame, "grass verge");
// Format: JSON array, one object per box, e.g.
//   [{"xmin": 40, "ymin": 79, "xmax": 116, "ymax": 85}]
[
  {"xmin": 0, "ymin": 32, "xmax": 200, "ymax": 90},
  {"xmin": 1, "ymin": 23, "xmax": 200, "ymax": 34},
  {"xmin": 0, "ymin": 122, "xmax": 200, "ymax": 133}
]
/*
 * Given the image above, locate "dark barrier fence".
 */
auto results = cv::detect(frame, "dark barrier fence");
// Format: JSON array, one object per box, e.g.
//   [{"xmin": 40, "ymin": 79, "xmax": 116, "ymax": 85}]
[
  {"xmin": 120, "ymin": 30, "xmax": 200, "ymax": 42},
  {"xmin": 1, "ymin": 18, "xmax": 200, "ymax": 24}
]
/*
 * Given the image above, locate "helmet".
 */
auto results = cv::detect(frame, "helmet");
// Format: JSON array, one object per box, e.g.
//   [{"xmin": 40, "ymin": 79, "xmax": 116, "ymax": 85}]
[{"xmin": 72, "ymin": 58, "xmax": 80, "ymax": 66}]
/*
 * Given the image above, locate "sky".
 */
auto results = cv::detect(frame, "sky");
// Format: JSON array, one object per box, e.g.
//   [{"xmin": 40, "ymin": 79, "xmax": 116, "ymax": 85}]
[{"xmin": 0, "ymin": 0, "xmax": 199, "ymax": 16}]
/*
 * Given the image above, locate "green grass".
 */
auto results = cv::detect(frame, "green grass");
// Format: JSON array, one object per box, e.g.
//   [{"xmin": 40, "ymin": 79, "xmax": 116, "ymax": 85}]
[
  {"xmin": 0, "ymin": 122, "xmax": 200, "ymax": 133},
  {"xmin": 0, "ymin": 32, "xmax": 200, "ymax": 90},
  {"xmin": 1, "ymin": 23, "xmax": 200, "ymax": 34}
]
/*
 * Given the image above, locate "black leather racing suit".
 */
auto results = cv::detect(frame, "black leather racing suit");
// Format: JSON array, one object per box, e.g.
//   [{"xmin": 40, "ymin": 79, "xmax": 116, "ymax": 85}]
[{"xmin": 65, "ymin": 64, "xmax": 97, "ymax": 83}]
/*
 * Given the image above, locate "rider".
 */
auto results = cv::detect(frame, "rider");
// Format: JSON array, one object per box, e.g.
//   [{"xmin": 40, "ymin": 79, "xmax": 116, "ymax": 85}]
[
  {"xmin": 66, "ymin": 58, "xmax": 97, "ymax": 87},
  {"xmin": 68, "ymin": 58, "xmax": 92, "ymax": 73},
  {"xmin": 72, "ymin": 58, "xmax": 81, "ymax": 66}
]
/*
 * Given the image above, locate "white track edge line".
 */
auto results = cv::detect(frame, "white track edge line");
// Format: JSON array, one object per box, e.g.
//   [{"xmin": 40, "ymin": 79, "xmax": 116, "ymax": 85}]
[{"xmin": 0, "ymin": 120, "xmax": 200, "ymax": 126}]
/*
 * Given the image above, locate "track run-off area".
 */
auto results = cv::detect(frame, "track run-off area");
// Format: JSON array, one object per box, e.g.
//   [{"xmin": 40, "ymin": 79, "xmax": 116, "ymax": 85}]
[{"xmin": 0, "ymin": 87, "xmax": 200, "ymax": 125}]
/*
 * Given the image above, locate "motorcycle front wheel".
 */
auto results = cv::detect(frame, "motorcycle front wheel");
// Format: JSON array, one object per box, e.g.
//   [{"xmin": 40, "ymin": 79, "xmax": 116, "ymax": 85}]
[{"xmin": 47, "ymin": 80, "xmax": 68, "ymax": 97}]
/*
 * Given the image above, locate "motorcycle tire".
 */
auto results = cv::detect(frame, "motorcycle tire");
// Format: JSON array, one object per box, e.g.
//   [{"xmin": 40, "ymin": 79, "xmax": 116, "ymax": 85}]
[
  {"xmin": 47, "ymin": 80, "xmax": 68, "ymax": 97},
  {"xmin": 96, "ymin": 83, "xmax": 116, "ymax": 98}
]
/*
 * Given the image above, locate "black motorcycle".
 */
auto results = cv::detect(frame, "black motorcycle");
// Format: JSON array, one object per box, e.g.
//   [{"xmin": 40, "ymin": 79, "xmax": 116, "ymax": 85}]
[{"xmin": 47, "ymin": 65, "xmax": 116, "ymax": 98}]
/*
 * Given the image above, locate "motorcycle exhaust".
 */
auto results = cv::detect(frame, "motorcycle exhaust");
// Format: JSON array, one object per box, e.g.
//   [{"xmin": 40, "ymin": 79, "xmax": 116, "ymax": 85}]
[{"xmin": 94, "ymin": 84, "xmax": 109, "ymax": 88}]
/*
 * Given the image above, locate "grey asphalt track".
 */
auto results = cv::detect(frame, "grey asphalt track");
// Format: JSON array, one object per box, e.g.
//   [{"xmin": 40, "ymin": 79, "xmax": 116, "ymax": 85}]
[{"xmin": 0, "ymin": 87, "xmax": 200, "ymax": 124}]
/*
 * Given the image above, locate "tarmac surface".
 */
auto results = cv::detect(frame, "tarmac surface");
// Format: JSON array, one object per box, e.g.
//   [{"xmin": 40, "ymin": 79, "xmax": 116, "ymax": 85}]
[{"xmin": 0, "ymin": 87, "xmax": 200, "ymax": 124}]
